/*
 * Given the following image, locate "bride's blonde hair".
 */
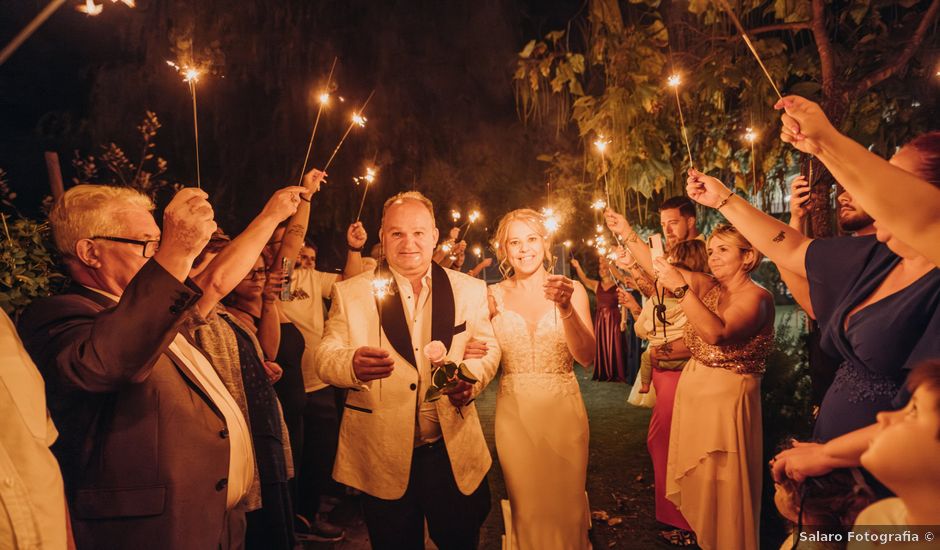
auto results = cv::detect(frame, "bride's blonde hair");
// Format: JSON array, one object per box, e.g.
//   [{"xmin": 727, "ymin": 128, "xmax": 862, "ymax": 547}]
[{"xmin": 493, "ymin": 208, "xmax": 555, "ymax": 279}]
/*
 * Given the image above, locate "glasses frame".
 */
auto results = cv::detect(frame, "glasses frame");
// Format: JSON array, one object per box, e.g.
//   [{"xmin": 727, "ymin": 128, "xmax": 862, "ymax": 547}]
[{"xmin": 90, "ymin": 236, "xmax": 161, "ymax": 258}]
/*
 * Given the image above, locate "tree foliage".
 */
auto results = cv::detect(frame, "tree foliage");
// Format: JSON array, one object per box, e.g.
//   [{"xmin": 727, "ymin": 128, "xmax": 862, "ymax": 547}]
[{"xmin": 514, "ymin": 0, "xmax": 940, "ymax": 234}]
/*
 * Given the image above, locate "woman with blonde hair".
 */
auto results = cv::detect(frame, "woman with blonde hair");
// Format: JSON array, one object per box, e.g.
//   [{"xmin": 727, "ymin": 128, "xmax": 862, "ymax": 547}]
[
  {"xmin": 488, "ymin": 208, "xmax": 595, "ymax": 549},
  {"xmin": 653, "ymin": 224, "xmax": 776, "ymax": 550}
]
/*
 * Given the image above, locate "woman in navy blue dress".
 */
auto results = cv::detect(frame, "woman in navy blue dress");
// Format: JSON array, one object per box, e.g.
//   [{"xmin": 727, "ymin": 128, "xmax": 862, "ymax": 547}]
[{"xmin": 683, "ymin": 132, "xmax": 940, "ymax": 443}]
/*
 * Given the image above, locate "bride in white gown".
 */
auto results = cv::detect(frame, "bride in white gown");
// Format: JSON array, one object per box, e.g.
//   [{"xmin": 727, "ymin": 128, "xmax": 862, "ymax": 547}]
[{"xmin": 488, "ymin": 208, "xmax": 596, "ymax": 550}]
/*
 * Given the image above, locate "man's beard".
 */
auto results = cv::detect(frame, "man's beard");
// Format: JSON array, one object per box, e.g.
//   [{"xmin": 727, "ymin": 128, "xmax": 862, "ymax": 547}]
[{"xmin": 839, "ymin": 208, "xmax": 874, "ymax": 233}]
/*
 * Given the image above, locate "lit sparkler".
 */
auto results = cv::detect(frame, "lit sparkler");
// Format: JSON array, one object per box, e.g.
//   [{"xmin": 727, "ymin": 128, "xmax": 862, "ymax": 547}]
[
  {"xmin": 167, "ymin": 60, "xmax": 205, "ymax": 188},
  {"xmin": 297, "ymin": 57, "xmax": 337, "ymax": 186},
  {"xmin": 667, "ymin": 73, "xmax": 695, "ymax": 172},
  {"xmin": 371, "ymin": 274, "xmax": 395, "ymax": 398},
  {"xmin": 541, "ymin": 207, "xmax": 561, "ymax": 234},
  {"xmin": 451, "ymin": 210, "xmax": 462, "ymax": 224},
  {"xmin": 593, "ymin": 136, "xmax": 613, "ymax": 207},
  {"xmin": 472, "ymin": 245, "xmax": 482, "ymax": 258},
  {"xmin": 321, "ymin": 90, "xmax": 376, "ymax": 172},
  {"xmin": 354, "ymin": 166, "xmax": 377, "ymax": 221},
  {"xmin": 76, "ymin": 0, "xmax": 103, "ymax": 15},
  {"xmin": 590, "ymin": 199, "xmax": 607, "ymax": 211},
  {"xmin": 744, "ymin": 127, "xmax": 758, "ymax": 190}
]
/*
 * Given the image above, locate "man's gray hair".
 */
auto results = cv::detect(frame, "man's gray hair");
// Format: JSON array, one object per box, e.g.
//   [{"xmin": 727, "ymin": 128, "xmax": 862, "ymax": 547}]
[{"xmin": 49, "ymin": 185, "xmax": 154, "ymax": 258}]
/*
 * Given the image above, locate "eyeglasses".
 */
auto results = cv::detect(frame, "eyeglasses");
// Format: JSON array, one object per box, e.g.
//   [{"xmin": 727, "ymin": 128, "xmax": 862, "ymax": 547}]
[
  {"xmin": 91, "ymin": 236, "xmax": 161, "ymax": 258},
  {"xmin": 245, "ymin": 268, "xmax": 267, "ymax": 281}
]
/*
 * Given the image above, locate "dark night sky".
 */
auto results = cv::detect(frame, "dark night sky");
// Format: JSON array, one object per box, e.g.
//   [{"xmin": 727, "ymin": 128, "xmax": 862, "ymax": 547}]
[{"xmin": 1, "ymin": 0, "xmax": 587, "ymax": 266}]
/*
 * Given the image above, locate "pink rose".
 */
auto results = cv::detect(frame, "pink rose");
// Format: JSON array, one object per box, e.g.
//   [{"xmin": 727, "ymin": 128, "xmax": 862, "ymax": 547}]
[{"xmin": 423, "ymin": 340, "xmax": 448, "ymax": 365}]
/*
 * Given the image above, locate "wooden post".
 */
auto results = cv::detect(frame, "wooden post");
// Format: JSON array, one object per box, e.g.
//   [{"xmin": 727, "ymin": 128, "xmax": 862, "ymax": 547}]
[{"xmin": 44, "ymin": 151, "xmax": 64, "ymax": 200}]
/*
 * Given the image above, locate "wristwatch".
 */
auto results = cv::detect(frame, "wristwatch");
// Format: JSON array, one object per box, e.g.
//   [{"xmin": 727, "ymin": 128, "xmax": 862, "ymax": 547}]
[{"xmin": 672, "ymin": 284, "xmax": 690, "ymax": 300}]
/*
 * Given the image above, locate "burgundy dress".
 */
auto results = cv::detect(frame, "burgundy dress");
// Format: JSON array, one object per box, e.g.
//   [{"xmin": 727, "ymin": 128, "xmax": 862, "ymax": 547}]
[{"xmin": 592, "ymin": 283, "xmax": 635, "ymax": 382}]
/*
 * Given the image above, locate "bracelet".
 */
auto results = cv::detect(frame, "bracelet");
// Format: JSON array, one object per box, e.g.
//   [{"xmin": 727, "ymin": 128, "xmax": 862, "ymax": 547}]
[
  {"xmin": 626, "ymin": 231, "xmax": 639, "ymax": 244},
  {"xmin": 299, "ymin": 195, "xmax": 311, "ymax": 203},
  {"xmin": 348, "ymin": 245, "xmax": 364, "ymax": 253},
  {"xmin": 558, "ymin": 307, "xmax": 575, "ymax": 320},
  {"xmin": 716, "ymin": 192, "xmax": 735, "ymax": 210}
]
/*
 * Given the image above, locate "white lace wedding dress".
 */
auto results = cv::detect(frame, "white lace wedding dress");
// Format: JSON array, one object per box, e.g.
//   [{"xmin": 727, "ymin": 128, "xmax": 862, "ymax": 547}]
[{"xmin": 490, "ymin": 284, "xmax": 591, "ymax": 550}]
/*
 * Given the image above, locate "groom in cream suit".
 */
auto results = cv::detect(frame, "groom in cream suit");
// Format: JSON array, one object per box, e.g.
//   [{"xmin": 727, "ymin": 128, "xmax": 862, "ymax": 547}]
[{"xmin": 316, "ymin": 191, "xmax": 500, "ymax": 549}]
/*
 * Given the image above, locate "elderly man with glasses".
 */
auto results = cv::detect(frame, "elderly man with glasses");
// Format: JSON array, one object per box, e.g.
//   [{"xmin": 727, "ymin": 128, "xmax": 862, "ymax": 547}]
[{"xmin": 16, "ymin": 183, "xmax": 304, "ymax": 550}]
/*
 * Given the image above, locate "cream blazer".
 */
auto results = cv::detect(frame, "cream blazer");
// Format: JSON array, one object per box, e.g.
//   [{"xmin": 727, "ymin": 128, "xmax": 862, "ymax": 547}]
[{"xmin": 315, "ymin": 266, "xmax": 500, "ymax": 499}]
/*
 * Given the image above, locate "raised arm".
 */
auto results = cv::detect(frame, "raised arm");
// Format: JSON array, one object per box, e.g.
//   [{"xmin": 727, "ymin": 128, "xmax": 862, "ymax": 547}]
[
  {"xmin": 194, "ymin": 185, "xmax": 307, "ymax": 317},
  {"xmin": 686, "ymin": 169, "xmax": 812, "ymax": 277},
  {"xmin": 777, "ymin": 175, "xmax": 816, "ymax": 318},
  {"xmin": 271, "ymin": 169, "xmax": 324, "ymax": 271},
  {"xmin": 777, "ymin": 95, "xmax": 940, "ymax": 265},
  {"xmin": 569, "ymin": 258, "xmax": 598, "ymax": 293},
  {"xmin": 654, "ymin": 257, "xmax": 773, "ymax": 346},
  {"xmin": 342, "ymin": 222, "xmax": 368, "ymax": 280},
  {"xmin": 604, "ymin": 209, "xmax": 654, "ymax": 276}
]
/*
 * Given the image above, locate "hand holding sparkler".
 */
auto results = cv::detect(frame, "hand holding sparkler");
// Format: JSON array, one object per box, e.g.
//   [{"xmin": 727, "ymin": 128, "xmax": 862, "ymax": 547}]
[
  {"xmin": 685, "ymin": 168, "xmax": 734, "ymax": 210},
  {"xmin": 544, "ymin": 274, "xmax": 576, "ymax": 314},
  {"xmin": 603, "ymin": 208, "xmax": 636, "ymax": 242},
  {"xmin": 775, "ymin": 96, "xmax": 838, "ymax": 156},
  {"xmin": 347, "ymin": 221, "xmax": 368, "ymax": 251},
  {"xmin": 351, "ymin": 347, "xmax": 394, "ymax": 382}
]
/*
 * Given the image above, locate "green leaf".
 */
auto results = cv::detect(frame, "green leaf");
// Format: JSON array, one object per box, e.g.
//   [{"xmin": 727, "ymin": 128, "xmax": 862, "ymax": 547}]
[
  {"xmin": 457, "ymin": 364, "xmax": 479, "ymax": 384},
  {"xmin": 519, "ymin": 40, "xmax": 536, "ymax": 59}
]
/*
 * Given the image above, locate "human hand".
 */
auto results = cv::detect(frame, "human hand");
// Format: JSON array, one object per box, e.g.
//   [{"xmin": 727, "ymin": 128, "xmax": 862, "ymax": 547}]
[
  {"xmin": 347, "ymin": 221, "xmax": 367, "ymax": 249},
  {"xmin": 448, "ymin": 227, "xmax": 460, "ymax": 240},
  {"xmin": 770, "ymin": 441, "xmax": 832, "ymax": 483},
  {"xmin": 261, "ymin": 186, "xmax": 308, "ymax": 223},
  {"xmin": 774, "ymin": 96, "xmax": 837, "ymax": 156},
  {"xmin": 455, "ymin": 240, "xmax": 467, "ymax": 253},
  {"xmin": 262, "ymin": 268, "xmax": 287, "ymax": 303},
  {"xmin": 639, "ymin": 382, "xmax": 650, "ymax": 394},
  {"xmin": 652, "ymin": 257, "xmax": 685, "ymax": 291},
  {"xmin": 159, "ymin": 188, "xmax": 217, "ymax": 260},
  {"xmin": 617, "ymin": 287, "xmax": 638, "ymax": 308},
  {"xmin": 262, "ymin": 360, "xmax": 283, "ymax": 384},
  {"xmin": 789, "ymin": 176, "xmax": 811, "ymax": 228},
  {"xmin": 302, "ymin": 168, "xmax": 327, "ymax": 194},
  {"xmin": 686, "ymin": 168, "xmax": 732, "ymax": 209},
  {"xmin": 463, "ymin": 338, "xmax": 488, "ymax": 360},
  {"xmin": 570, "ymin": 258, "xmax": 581, "ymax": 269},
  {"xmin": 479, "ymin": 257, "xmax": 493, "ymax": 269},
  {"xmin": 604, "ymin": 209, "xmax": 631, "ymax": 238},
  {"xmin": 352, "ymin": 347, "xmax": 394, "ymax": 382},
  {"xmin": 442, "ymin": 379, "xmax": 473, "ymax": 407},
  {"xmin": 544, "ymin": 274, "xmax": 575, "ymax": 311}
]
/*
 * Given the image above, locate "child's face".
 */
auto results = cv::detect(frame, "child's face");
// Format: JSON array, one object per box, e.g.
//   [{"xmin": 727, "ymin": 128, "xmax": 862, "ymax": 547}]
[
  {"xmin": 774, "ymin": 482, "xmax": 799, "ymax": 523},
  {"xmin": 861, "ymin": 385, "xmax": 940, "ymax": 491}
]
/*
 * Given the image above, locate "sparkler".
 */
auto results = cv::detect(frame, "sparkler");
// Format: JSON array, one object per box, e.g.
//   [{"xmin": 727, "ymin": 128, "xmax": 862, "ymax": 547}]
[
  {"xmin": 322, "ymin": 90, "xmax": 376, "ymax": 173},
  {"xmin": 371, "ymin": 275, "xmax": 394, "ymax": 398},
  {"xmin": 541, "ymin": 207, "xmax": 561, "ymax": 234},
  {"xmin": 297, "ymin": 57, "xmax": 337, "ymax": 186},
  {"xmin": 472, "ymin": 245, "xmax": 482, "ymax": 258},
  {"xmin": 459, "ymin": 210, "xmax": 481, "ymax": 240},
  {"xmin": 354, "ymin": 166, "xmax": 377, "ymax": 221},
  {"xmin": 76, "ymin": 0, "xmax": 103, "ymax": 15},
  {"xmin": 167, "ymin": 60, "xmax": 204, "ymax": 188},
  {"xmin": 590, "ymin": 199, "xmax": 607, "ymax": 211},
  {"xmin": 744, "ymin": 127, "xmax": 758, "ymax": 190},
  {"xmin": 451, "ymin": 210, "xmax": 461, "ymax": 224},
  {"xmin": 593, "ymin": 137, "xmax": 612, "ymax": 207},
  {"xmin": 715, "ymin": 0, "xmax": 783, "ymax": 101},
  {"xmin": 667, "ymin": 74, "xmax": 695, "ymax": 171}
]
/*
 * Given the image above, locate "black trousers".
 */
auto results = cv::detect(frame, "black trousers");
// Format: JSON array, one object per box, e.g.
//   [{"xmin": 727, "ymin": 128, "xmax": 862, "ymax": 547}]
[
  {"xmin": 298, "ymin": 386, "xmax": 344, "ymax": 519},
  {"xmin": 361, "ymin": 440, "xmax": 491, "ymax": 550}
]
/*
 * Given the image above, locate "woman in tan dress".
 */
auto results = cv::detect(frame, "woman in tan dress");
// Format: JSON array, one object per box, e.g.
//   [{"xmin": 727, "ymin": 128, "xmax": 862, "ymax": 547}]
[{"xmin": 653, "ymin": 224, "xmax": 775, "ymax": 550}]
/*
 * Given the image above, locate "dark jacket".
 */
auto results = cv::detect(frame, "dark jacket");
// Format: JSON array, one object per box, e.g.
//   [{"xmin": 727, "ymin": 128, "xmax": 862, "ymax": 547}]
[{"xmin": 17, "ymin": 259, "xmax": 236, "ymax": 550}]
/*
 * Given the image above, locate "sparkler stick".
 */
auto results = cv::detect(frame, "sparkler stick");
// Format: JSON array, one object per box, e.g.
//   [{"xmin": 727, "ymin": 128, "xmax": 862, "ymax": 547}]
[
  {"xmin": 167, "ymin": 61, "xmax": 204, "ymax": 188},
  {"xmin": 0, "ymin": 0, "xmax": 67, "ymax": 66},
  {"xmin": 744, "ymin": 127, "xmax": 758, "ymax": 190},
  {"xmin": 297, "ymin": 57, "xmax": 337, "ymax": 185},
  {"xmin": 322, "ymin": 90, "xmax": 376, "ymax": 172},
  {"xmin": 715, "ymin": 0, "xmax": 783, "ymax": 100},
  {"xmin": 459, "ymin": 210, "xmax": 481, "ymax": 241},
  {"xmin": 354, "ymin": 167, "xmax": 377, "ymax": 221},
  {"xmin": 371, "ymin": 275, "xmax": 393, "ymax": 399},
  {"xmin": 593, "ymin": 137, "xmax": 612, "ymax": 208},
  {"xmin": 667, "ymin": 75, "xmax": 695, "ymax": 171}
]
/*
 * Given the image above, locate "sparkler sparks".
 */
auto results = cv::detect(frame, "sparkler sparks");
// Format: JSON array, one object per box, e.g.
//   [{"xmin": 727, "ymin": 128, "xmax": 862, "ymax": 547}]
[
  {"xmin": 591, "ymin": 199, "xmax": 607, "ymax": 210},
  {"xmin": 472, "ymin": 245, "xmax": 482, "ymax": 258},
  {"xmin": 451, "ymin": 210, "xmax": 461, "ymax": 223},
  {"xmin": 76, "ymin": 0, "xmax": 103, "ymax": 15},
  {"xmin": 744, "ymin": 127, "xmax": 757, "ymax": 143},
  {"xmin": 563, "ymin": 240, "xmax": 572, "ymax": 249},
  {"xmin": 354, "ymin": 166, "xmax": 378, "ymax": 221},
  {"xmin": 321, "ymin": 89, "xmax": 376, "ymax": 173},
  {"xmin": 593, "ymin": 137, "xmax": 610, "ymax": 154},
  {"xmin": 166, "ymin": 60, "xmax": 205, "ymax": 188},
  {"xmin": 667, "ymin": 74, "xmax": 681, "ymax": 88},
  {"xmin": 297, "ymin": 57, "xmax": 338, "ymax": 186},
  {"xmin": 352, "ymin": 113, "xmax": 367, "ymax": 127},
  {"xmin": 468, "ymin": 210, "xmax": 480, "ymax": 224},
  {"xmin": 541, "ymin": 207, "xmax": 561, "ymax": 234},
  {"xmin": 318, "ymin": 92, "xmax": 330, "ymax": 104},
  {"xmin": 371, "ymin": 277, "xmax": 393, "ymax": 300}
]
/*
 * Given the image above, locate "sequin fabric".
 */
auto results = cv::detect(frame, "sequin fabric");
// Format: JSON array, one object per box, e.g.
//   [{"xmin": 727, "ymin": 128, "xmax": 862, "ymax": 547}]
[
  {"xmin": 490, "ymin": 284, "xmax": 580, "ymax": 397},
  {"xmin": 683, "ymin": 285, "xmax": 774, "ymax": 375},
  {"xmin": 830, "ymin": 362, "xmax": 903, "ymax": 403}
]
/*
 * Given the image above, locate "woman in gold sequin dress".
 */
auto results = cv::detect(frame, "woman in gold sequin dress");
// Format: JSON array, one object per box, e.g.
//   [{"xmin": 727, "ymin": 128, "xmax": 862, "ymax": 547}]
[{"xmin": 652, "ymin": 224, "xmax": 776, "ymax": 550}]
